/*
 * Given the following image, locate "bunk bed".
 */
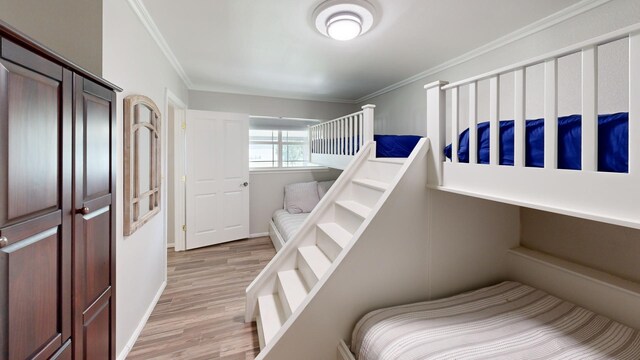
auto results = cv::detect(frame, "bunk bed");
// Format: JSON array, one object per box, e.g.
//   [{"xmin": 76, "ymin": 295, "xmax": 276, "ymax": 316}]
[
  {"xmin": 424, "ymin": 24, "xmax": 640, "ymax": 230},
  {"xmin": 336, "ymin": 24, "xmax": 640, "ymax": 360},
  {"xmin": 309, "ymin": 105, "xmax": 422, "ymax": 169}
]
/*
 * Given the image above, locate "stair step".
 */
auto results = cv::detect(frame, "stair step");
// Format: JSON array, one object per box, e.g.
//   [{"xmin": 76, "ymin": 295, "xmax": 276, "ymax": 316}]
[
  {"xmin": 277, "ymin": 270, "xmax": 309, "ymax": 318},
  {"xmin": 335, "ymin": 200, "xmax": 370, "ymax": 219},
  {"xmin": 257, "ymin": 294, "xmax": 285, "ymax": 348},
  {"xmin": 316, "ymin": 223, "xmax": 351, "ymax": 261},
  {"xmin": 298, "ymin": 246, "xmax": 332, "ymax": 288},
  {"xmin": 369, "ymin": 157, "xmax": 405, "ymax": 164},
  {"xmin": 352, "ymin": 178, "xmax": 388, "ymax": 192}
]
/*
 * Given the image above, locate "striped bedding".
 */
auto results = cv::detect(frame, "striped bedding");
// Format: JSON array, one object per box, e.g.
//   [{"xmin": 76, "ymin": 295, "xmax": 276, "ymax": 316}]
[
  {"xmin": 272, "ymin": 209, "xmax": 308, "ymax": 243},
  {"xmin": 351, "ymin": 281, "xmax": 640, "ymax": 360}
]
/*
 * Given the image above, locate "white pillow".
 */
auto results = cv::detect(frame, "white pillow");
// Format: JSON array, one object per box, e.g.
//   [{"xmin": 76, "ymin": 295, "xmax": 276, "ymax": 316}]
[
  {"xmin": 284, "ymin": 181, "xmax": 320, "ymax": 214},
  {"xmin": 317, "ymin": 180, "xmax": 336, "ymax": 199}
]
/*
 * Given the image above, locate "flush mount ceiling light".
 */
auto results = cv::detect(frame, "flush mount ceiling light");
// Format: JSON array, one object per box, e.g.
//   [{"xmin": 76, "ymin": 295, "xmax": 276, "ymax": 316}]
[{"xmin": 313, "ymin": 0, "xmax": 375, "ymax": 41}]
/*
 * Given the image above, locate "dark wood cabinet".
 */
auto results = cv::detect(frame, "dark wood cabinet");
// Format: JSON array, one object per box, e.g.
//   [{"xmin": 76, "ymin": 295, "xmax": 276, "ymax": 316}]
[{"xmin": 0, "ymin": 21, "xmax": 120, "ymax": 360}]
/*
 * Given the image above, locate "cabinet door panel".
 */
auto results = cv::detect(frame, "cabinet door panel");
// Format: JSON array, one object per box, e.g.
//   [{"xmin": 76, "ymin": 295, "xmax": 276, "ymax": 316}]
[
  {"xmin": 82, "ymin": 209, "xmax": 111, "ymax": 306},
  {"xmin": 83, "ymin": 95, "xmax": 111, "ymax": 201},
  {"xmin": 0, "ymin": 43, "xmax": 71, "ymax": 360},
  {"xmin": 74, "ymin": 76, "xmax": 115, "ymax": 360},
  {"xmin": 0, "ymin": 59, "xmax": 59, "ymax": 225},
  {"xmin": 0, "ymin": 227, "xmax": 62, "ymax": 360},
  {"xmin": 83, "ymin": 299, "xmax": 111, "ymax": 360}
]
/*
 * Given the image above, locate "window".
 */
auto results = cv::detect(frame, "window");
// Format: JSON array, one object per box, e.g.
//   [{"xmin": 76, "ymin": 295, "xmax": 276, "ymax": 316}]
[{"xmin": 249, "ymin": 129, "xmax": 318, "ymax": 169}]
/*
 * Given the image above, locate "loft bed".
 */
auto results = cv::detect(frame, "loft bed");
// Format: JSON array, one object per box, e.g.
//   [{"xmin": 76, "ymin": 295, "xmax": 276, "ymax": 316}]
[
  {"xmin": 309, "ymin": 105, "xmax": 422, "ymax": 170},
  {"xmin": 425, "ymin": 23, "xmax": 640, "ymax": 230}
]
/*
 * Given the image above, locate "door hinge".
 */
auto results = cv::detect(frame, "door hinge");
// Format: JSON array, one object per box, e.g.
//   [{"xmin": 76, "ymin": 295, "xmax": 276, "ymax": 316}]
[
  {"xmin": 181, "ymin": 175, "xmax": 186, "ymax": 182},
  {"xmin": 182, "ymin": 225, "xmax": 186, "ymax": 232},
  {"xmin": 181, "ymin": 121, "xmax": 186, "ymax": 130}
]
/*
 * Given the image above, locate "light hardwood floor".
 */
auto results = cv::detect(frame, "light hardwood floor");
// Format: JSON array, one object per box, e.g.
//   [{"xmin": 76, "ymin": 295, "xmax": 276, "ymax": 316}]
[{"xmin": 127, "ymin": 237, "xmax": 276, "ymax": 360}]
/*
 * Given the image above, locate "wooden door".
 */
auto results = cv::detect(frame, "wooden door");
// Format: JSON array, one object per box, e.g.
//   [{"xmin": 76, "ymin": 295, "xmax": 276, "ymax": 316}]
[
  {"xmin": 0, "ymin": 38, "xmax": 73, "ymax": 359},
  {"xmin": 185, "ymin": 110, "xmax": 250, "ymax": 250},
  {"xmin": 73, "ymin": 76, "xmax": 116, "ymax": 360}
]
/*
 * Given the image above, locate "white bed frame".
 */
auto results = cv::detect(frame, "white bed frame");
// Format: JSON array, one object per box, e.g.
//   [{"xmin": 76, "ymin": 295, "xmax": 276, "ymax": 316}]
[
  {"xmin": 425, "ymin": 24, "xmax": 640, "ymax": 229},
  {"xmin": 309, "ymin": 105, "xmax": 376, "ymax": 170},
  {"xmin": 337, "ymin": 245, "xmax": 640, "ymax": 360},
  {"xmin": 268, "ymin": 220, "xmax": 285, "ymax": 252}
]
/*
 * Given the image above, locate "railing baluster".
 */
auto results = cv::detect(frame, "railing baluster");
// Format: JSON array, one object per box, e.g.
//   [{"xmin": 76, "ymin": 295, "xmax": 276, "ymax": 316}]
[
  {"xmin": 514, "ymin": 68, "xmax": 526, "ymax": 167},
  {"xmin": 489, "ymin": 76, "xmax": 500, "ymax": 165},
  {"xmin": 582, "ymin": 46, "xmax": 598, "ymax": 172},
  {"xmin": 451, "ymin": 87, "xmax": 459, "ymax": 163},
  {"xmin": 469, "ymin": 82, "xmax": 478, "ymax": 164},
  {"xmin": 629, "ymin": 32, "xmax": 640, "ymax": 175},
  {"xmin": 544, "ymin": 58, "xmax": 558, "ymax": 169}
]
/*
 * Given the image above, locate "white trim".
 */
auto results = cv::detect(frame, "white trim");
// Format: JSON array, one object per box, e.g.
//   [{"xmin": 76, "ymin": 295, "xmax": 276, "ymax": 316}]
[
  {"xmin": 355, "ymin": 0, "xmax": 611, "ymax": 103},
  {"xmin": 250, "ymin": 232, "xmax": 270, "ymax": 239},
  {"xmin": 116, "ymin": 280, "xmax": 167, "ymax": 360},
  {"xmin": 250, "ymin": 166, "xmax": 329, "ymax": 174},
  {"xmin": 268, "ymin": 220, "xmax": 285, "ymax": 252},
  {"xmin": 165, "ymin": 88, "xmax": 188, "ymax": 252},
  {"xmin": 337, "ymin": 339, "xmax": 356, "ymax": 360},
  {"xmin": 125, "ymin": 0, "xmax": 193, "ymax": 88},
  {"xmin": 507, "ymin": 247, "xmax": 640, "ymax": 329},
  {"xmin": 167, "ymin": 242, "xmax": 175, "ymax": 248}
]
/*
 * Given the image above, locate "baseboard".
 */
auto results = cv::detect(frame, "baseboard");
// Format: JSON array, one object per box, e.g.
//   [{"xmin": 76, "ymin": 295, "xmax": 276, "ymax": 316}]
[
  {"xmin": 167, "ymin": 242, "xmax": 174, "ymax": 248},
  {"xmin": 116, "ymin": 280, "xmax": 167, "ymax": 360},
  {"xmin": 250, "ymin": 232, "xmax": 269, "ymax": 238}
]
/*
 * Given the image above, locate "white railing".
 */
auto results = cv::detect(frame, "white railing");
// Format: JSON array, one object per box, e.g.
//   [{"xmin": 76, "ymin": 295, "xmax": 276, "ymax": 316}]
[
  {"xmin": 424, "ymin": 23, "xmax": 640, "ymax": 229},
  {"xmin": 426, "ymin": 23, "xmax": 640, "ymax": 185},
  {"xmin": 309, "ymin": 105, "xmax": 375, "ymax": 168}
]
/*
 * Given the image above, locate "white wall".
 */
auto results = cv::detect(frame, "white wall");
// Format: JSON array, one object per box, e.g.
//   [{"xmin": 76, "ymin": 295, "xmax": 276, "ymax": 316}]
[
  {"xmin": 102, "ymin": 0, "xmax": 189, "ymax": 358},
  {"xmin": 188, "ymin": 90, "xmax": 352, "ymax": 235},
  {"xmin": 189, "ymin": 90, "xmax": 357, "ymax": 120},
  {"xmin": 360, "ymin": 0, "xmax": 640, "ymax": 136},
  {"xmin": 0, "ymin": 0, "xmax": 103, "ymax": 74},
  {"xmin": 249, "ymin": 169, "xmax": 341, "ymax": 235}
]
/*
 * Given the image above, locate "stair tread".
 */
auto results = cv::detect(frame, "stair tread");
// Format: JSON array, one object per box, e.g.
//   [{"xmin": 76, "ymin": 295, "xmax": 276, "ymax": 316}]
[
  {"xmin": 317, "ymin": 223, "xmax": 352, "ymax": 248},
  {"xmin": 278, "ymin": 270, "xmax": 309, "ymax": 313},
  {"xmin": 258, "ymin": 294, "xmax": 285, "ymax": 346},
  {"xmin": 353, "ymin": 178, "xmax": 389, "ymax": 191},
  {"xmin": 335, "ymin": 200, "xmax": 371, "ymax": 219},
  {"xmin": 299, "ymin": 246, "xmax": 332, "ymax": 279},
  {"xmin": 369, "ymin": 157, "xmax": 405, "ymax": 164}
]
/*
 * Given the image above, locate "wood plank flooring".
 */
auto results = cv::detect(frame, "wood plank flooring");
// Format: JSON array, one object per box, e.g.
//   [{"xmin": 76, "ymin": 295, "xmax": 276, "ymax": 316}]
[{"xmin": 127, "ymin": 237, "xmax": 276, "ymax": 360}]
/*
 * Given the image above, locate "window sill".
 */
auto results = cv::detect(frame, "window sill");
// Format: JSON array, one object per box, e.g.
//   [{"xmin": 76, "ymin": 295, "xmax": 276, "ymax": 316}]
[{"xmin": 250, "ymin": 166, "xmax": 330, "ymax": 174}]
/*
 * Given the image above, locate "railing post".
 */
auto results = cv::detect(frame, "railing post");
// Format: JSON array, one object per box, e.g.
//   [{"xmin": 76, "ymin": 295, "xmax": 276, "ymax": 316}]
[
  {"xmin": 425, "ymin": 80, "xmax": 449, "ymax": 186},
  {"xmin": 361, "ymin": 104, "xmax": 376, "ymax": 158}
]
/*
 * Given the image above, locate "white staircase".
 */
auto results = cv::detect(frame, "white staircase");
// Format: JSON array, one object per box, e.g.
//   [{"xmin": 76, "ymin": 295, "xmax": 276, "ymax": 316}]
[{"xmin": 245, "ymin": 139, "xmax": 429, "ymax": 356}]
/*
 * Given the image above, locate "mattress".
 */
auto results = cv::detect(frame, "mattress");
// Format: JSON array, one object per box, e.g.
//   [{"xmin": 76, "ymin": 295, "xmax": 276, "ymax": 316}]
[
  {"xmin": 444, "ymin": 112, "xmax": 628, "ymax": 172},
  {"xmin": 351, "ymin": 281, "xmax": 640, "ymax": 360},
  {"xmin": 272, "ymin": 209, "xmax": 308, "ymax": 243}
]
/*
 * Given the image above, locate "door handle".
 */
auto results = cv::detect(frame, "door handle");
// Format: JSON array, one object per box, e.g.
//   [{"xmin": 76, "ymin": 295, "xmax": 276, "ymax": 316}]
[
  {"xmin": 242, "ymin": 182, "xmax": 249, "ymax": 187},
  {"xmin": 76, "ymin": 207, "xmax": 90, "ymax": 215},
  {"xmin": 0, "ymin": 236, "xmax": 7, "ymax": 248}
]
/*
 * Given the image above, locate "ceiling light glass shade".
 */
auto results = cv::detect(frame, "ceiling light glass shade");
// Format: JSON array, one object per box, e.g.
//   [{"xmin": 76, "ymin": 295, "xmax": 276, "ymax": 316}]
[{"xmin": 326, "ymin": 13, "xmax": 362, "ymax": 41}]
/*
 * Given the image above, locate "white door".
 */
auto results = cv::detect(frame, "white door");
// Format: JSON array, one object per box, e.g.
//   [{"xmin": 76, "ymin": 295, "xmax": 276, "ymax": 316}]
[{"xmin": 185, "ymin": 110, "xmax": 249, "ymax": 250}]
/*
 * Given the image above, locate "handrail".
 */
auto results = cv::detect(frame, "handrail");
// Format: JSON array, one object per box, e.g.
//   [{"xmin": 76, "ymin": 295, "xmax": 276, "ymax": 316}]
[{"xmin": 309, "ymin": 104, "xmax": 375, "ymax": 157}]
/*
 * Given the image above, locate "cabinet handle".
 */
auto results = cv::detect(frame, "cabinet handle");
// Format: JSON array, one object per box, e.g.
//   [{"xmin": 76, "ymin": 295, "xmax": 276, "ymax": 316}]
[
  {"xmin": 77, "ymin": 207, "xmax": 90, "ymax": 215},
  {"xmin": 242, "ymin": 182, "xmax": 249, "ymax": 187},
  {"xmin": 0, "ymin": 236, "xmax": 7, "ymax": 248}
]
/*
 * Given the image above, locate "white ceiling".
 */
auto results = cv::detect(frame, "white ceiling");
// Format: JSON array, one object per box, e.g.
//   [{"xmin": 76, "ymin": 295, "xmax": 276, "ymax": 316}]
[{"xmin": 140, "ymin": 0, "xmax": 584, "ymax": 102}]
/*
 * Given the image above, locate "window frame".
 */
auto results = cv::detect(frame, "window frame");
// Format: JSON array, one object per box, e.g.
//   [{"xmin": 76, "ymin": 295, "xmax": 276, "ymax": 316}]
[{"xmin": 249, "ymin": 128, "xmax": 318, "ymax": 170}]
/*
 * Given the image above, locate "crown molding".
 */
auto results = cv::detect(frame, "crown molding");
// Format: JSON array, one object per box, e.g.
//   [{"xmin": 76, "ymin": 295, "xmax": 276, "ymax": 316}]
[
  {"xmin": 355, "ymin": 0, "xmax": 612, "ymax": 103},
  {"xmin": 125, "ymin": 0, "xmax": 194, "ymax": 88}
]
